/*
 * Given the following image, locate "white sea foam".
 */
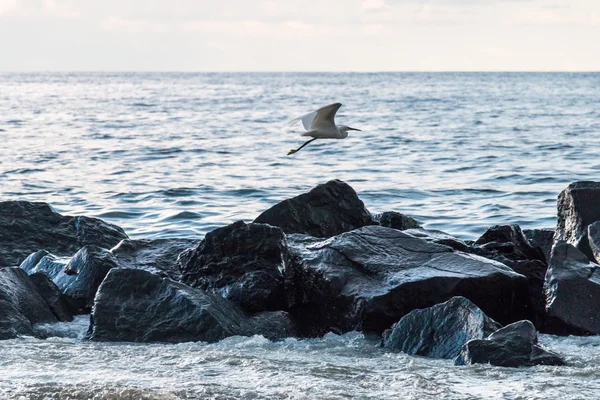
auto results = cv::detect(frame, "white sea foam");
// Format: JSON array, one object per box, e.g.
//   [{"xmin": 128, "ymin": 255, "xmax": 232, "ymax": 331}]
[{"xmin": 1, "ymin": 323, "xmax": 600, "ymax": 399}]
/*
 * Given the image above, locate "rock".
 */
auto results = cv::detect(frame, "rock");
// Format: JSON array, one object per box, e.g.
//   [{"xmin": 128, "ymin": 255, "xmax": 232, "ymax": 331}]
[
  {"xmin": 179, "ymin": 221, "xmax": 288, "ymax": 313},
  {"xmin": 0, "ymin": 267, "xmax": 58, "ymax": 339},
  {"xmin": 588, "ymin": 221, "xmax": 600, "ymax": 265},
  {"xmin": 254, "ymin": 180, "xmax": 374, "ymax": 238},
  {"xmin": 555, "ymin": 181, "xmax": 600, "ymax": 262},
  {"xmin": 473, "ymin": 225, "xmax": 546, "ymax": 264},
  {"xmin": 21, "ymin": 246, "xmax": 119, "ymax": 312},
  {"xmin": 0, "ymin": 201, "xmax": 128, "ymax": 267},
  {"xmin": 111, "ymin": 238, "xmax": 197, "ymax": 280},
  {"xmin": 544, "ymin": 241, "xmax": 600, "ymax": 334},
  {"xmin": 469, "ymin": 225, "xmax": 549, "ymax": 328},
  {"xmin": 523, "ymin": 228, "xmax": 555, "ymax": 263},
  {"xmin": 29, "ymin": 272, "xmax": 76, "ymax": 322},
  {"xmin": 508, "ymin": 260, "xmax": 548, "ymax": 329},
  {"xmin": 372, "ymin": 212, "xmax": 420, "ymax": 231},
  {"xmin": 382, "ymin": 296, "xmax": 501, "ymax": 359},
  {"xmin": 403, "ymin": 228, "xmax": 471, "ymax": 252},
  {"xmin": 286, "ymin": 225, "xmax": 529, "ymax": 336},
  {"xmin": 89, "ymin": 268, "xmax": 296, "ymax": 343},
  {"xmin": 455, "ymin": 320, "xmax": 564, "ymax": 367}
]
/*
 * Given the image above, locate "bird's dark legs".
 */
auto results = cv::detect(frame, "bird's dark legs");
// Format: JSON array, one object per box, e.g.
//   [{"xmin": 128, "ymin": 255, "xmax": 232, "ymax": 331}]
[{"xmin": 288, "ymin": 138, "xmax": 318, "ymax": 156}]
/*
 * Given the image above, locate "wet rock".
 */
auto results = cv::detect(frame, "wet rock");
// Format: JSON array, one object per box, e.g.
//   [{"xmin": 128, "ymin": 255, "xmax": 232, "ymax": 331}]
[
  {"xmin": 286, "ymin": 225, "xmax": 529, "ymax": 336},
  {"xmin": 254, "ymin": 180, "xmax": 374, "ymax": 238},
  {"xmin": 372, "ymin": 212, "xmax": 420, "ymax": 231},
  {"xmin": 544, "ymin": 241, "xmax": 600, "ymax": 334},
  {"xmin": 29, "ymin": 272, "xmax": 76, "ymax": 322},
  {"xmin": 0, "ymin": 267, "xmax": 58, "ymax": 339},
  {"xmin": 473, "ymin": 225, "xmax": 545, "ymax": 264},
  {"xmin": 0, "ymin": 201, "xmax": 127, "ymax": 267},
  {"xmin": 508, "ymin": 260, "xmax": 548, "ymax": 329},
  {"xmin": 555, "ymin": 181, "xmax": 600, "ymax": 262},
  {"xmin": 470, "ymin": 225, "xmax": 549, "ymax": 327},
  {"xmin": 523, "ymin": 228, "xmax": 555, "ymax": 263},
  {"xmin": 21, "ymin": 246, "xmax": 119, "ymax": 312},
  {"xmin": 111, "ymin": 238, "xmax": 197, "ymax": 280},
  {"xmin": 89, "ymin": 268, "xmax": 296, "ymax": 343},
  {"xmin": 403, "ymin": 228, "xmax": 471, "ymax": 252},
  {"xmin": 455, "ymin": 320, "xmax": 564, "ymax": 367},
  {"xmin": 382, "ymin": 296, "xmax": 501, "ymax": 359},
  {"xmin": 179, "ymin": 221, "xmax": 288, "ymax": 313},
  {"xmin": 587, "ymin": 221, "xmax": 600, "ymax": 265}
]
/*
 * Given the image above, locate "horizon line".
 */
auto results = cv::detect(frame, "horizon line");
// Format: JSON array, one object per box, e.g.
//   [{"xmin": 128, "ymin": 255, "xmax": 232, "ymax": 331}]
[{"xmin": 1, "ymin": 70, "xmax": 600, "ymax": 74}]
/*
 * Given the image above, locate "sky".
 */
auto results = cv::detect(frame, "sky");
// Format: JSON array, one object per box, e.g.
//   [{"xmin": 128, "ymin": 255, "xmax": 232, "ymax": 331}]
[{"xmin": 0, "ymin": 0, "xmax": 599, "ymax": 71}]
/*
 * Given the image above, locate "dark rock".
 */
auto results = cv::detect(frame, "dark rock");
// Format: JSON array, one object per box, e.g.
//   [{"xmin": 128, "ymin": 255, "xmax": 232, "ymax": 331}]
[
  {"xmin": 523, "ymin": 228, "xmax": 555, "ymax": 263},
  {"xmin": 469, "ymin": 225, "xmax": 549, "ymax": 328},
  {"xmin": 179, "ymin": 221, "xmax": 288, "ymax": 313},
  {"xmin": 29, "ymin": 272, "xmax": 76, "ymax": 322},
  {"xmin": 403, "ymin": 228, "xmax": 471, "ymax": 252},
  {"xmin": 555, "ymin": 181, "xmax": 600, "ymax": 262},
  {"xmin": 286, "ymin": 225, "xmax": 529, "ymax": 337},
  {"xmin": 382, "ymin": 296, "xmax": 501, "ymax": 359},
  {"xmin": 373, "ymin": 212, "xmax": 420, "ymax": 231},
  {"xmin": 89, "ymin": 268, "xmax": 296, "ymax": 343},
  {"xmin": 0, "ymin": 201, "xmax": 128, "ymax": 267},
  {"xmin": 473, "ymin": 225, "xmax": 545, "ymax": 264},
  {"xmin": 508, "ymin": 260, "xmax": 548, "ymax": 329},
  {"xmin": 455, "ymin": 320, "xmax": 564, "ymax": 367},
  {"xmin": 544, "ymin": 241, "xmax": 600, "ymax": 334},
  {"xmin": 254, "ymin": 180, "xmax": 374, "ymax": 238},
  {"xmin": 21, "ymin": 246, "xmax": 119, "ymax": 312},
  {"xmin": 588, "ymin": 221, "xmax": 600, "ymax": 265},
  {"xmin": 0, "ymin": 267, "xmax": 58, "ymax": 339},
  {"xmin": 111, "ymin": 238, "xmax": 197, "ymax": 280},
  {"xmin": 250, "ymin": 311, "xmax": 297, "ymax": 341}
]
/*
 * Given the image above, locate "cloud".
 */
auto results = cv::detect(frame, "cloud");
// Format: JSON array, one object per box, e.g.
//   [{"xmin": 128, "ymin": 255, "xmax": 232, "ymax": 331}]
[
  {"xmin": 412, "ymin": 4, "xmax": 471, "ymax": 24},
  {"xmin": 0, "ymin": 0, "xmax": 79, "ymax": 18},
  {"xmin": 0, "ymin": 0, "xmax": 17, "ymax": 15},
  {"xmin": 516, "ymin": 7, "xmax": 600, "ymax": 26},
  {"xmin": 361, "ymin": 0, "xmax": 390, "ymax": 10},
  {"xmin": 182, "ymin": 19, "xmax": 337, "ymax": 38}
]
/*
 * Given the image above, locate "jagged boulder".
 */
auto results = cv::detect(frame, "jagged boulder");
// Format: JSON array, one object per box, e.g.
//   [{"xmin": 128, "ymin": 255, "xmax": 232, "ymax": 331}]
[
  {"xmin": 89, "ymin": 268, "xmax": 296, "ymax": 343},
  {"xmin": 382, "ymin": 296, "xmax": 501, "ymax": 359},
  {"xmin": 473, "ymin": 225, "xmax": 546, "ymax": 264},
  {"xmin": 21, "ymin": 246, "xmax": 119, "ymax": 311},
  {"xmin": 544, "ymin": 241, "xmax": 600, "ymax": 334},
  {"xmin": 0, "ymin": 267, "xmax": 58, "ymax": 339},
  {"xmin": 523, "ymin": 228, "xmax": 555, "ymax": 263},
  {"xmin": 29, "ymin": 272, "xmax": 76, "ymax": 322},
  {"xmin": 588, "ymin": 221, "xmax": 600, "ymax": 265},
  {"xmin": 373, "ymin": 212, "xmax": 420, "ymax": 231},
  {"xmin": 254, "ymin": 180, "xmax": 374, "ymax": 238},
  {"xmin": 555, "ymin": 181, "xmax": 600, "ymax": 262},
  {"xmin": 470, "ymin": 225, "xmax": 549, "ymax": 327},
  {"xmin": 286, "ymin": 225, "xmax": 529, "ymax": 336},
  {"xmin": 455, "ymin": 320, "xmax": 564, "ymax": 367},
  {"xmin": 403, "ymin": 228, "xmax": 471, "ymax": 252},
  {"xmin": 111, "ymin": 238, "xmax": 197, "ymax": 280},
  {"xmin": 179, "ymin": 221, "xmax": 288, "ymax": 313},
  {"xmin": 0, "ymin": 201, "xmax": 127, "ymax": 267}
]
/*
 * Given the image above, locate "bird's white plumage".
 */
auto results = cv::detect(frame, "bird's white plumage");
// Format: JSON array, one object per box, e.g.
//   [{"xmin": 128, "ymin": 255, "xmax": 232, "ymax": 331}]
[
  {"xmin": 286, "ymin": 102, "xmax": 360, "ymax": 155},
  {"xmin": 289, "ymin": 103, "xmax": 342, "ymax": 133}
]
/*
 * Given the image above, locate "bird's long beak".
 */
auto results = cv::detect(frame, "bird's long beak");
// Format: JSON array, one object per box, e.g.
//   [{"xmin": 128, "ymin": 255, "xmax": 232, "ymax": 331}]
[{"xmin": 347, "ymin": 127, "xmax": 361, "ymax": 131}]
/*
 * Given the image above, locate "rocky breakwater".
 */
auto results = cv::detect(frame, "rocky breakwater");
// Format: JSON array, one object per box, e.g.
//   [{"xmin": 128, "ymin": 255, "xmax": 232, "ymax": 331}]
[{"xmin": 4, "ymin": 179, "xmax": 600, "ymax": 369}]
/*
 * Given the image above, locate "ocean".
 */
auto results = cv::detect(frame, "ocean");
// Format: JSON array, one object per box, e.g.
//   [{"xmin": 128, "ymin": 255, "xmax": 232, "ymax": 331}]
[{"xmin": 1, "ymin": 72, "xmax": 600, "ymax": 399}]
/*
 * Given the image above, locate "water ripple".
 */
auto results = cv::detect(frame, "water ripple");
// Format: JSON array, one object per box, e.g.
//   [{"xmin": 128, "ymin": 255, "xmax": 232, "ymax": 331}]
[{"xmin": 1, "ymin": 72, "xmax": 599, "ymax": 243}]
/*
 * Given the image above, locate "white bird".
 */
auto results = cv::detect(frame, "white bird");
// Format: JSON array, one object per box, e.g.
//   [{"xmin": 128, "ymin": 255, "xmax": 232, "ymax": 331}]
[{"xmin": 287, "ymin": 103, "xmax": 361, "ymax": 156}]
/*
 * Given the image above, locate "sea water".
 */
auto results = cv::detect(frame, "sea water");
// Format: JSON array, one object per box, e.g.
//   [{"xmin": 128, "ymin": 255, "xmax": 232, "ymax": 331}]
[{"xmin": 1, "ymin": 72, "xmax": 600, "ymax": 399}]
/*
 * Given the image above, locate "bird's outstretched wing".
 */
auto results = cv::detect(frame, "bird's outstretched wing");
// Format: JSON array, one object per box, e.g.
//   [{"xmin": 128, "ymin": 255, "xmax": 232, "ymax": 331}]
[{"xmin": 289, "ymin": 103, "xmax": 342, "ymax": 132}]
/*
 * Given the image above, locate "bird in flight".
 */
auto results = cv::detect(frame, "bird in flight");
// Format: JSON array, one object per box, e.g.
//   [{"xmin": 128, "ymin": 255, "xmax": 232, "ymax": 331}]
[{"xmin": 287, "ymin": 103, "xmax": 361, "ymax": 156}]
